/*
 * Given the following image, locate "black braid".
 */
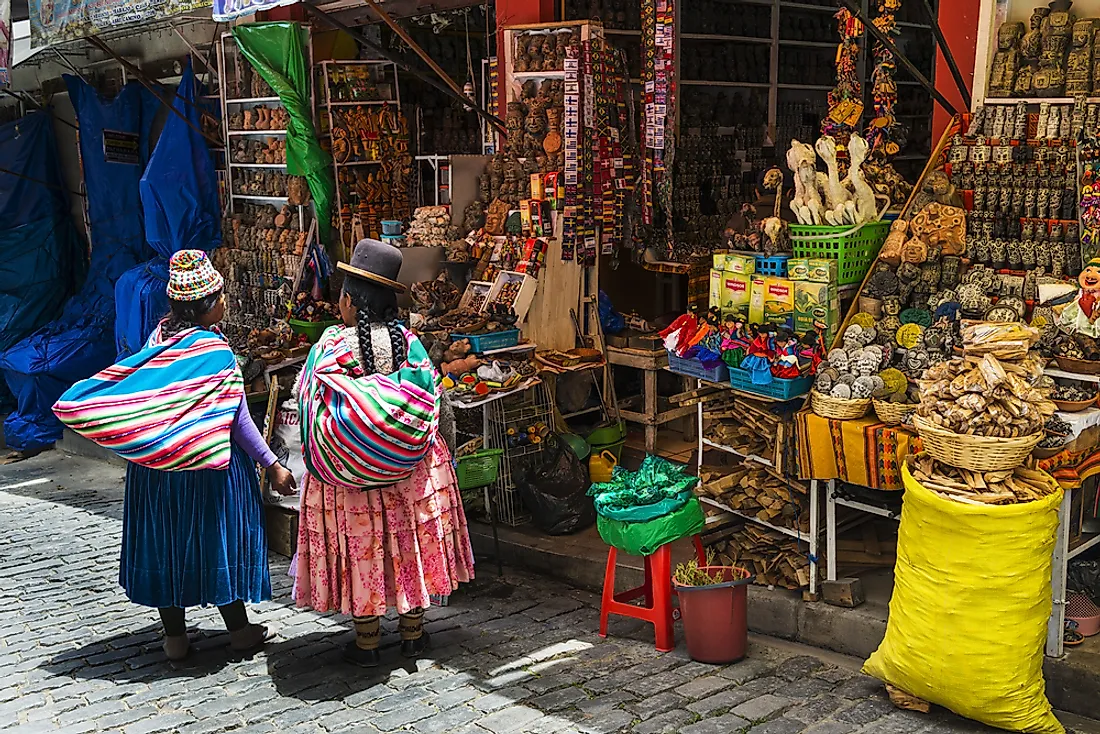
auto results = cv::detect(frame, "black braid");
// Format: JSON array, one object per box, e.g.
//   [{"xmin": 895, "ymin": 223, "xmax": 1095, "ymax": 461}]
[
  {"xmin": 160, "ymin": 291, "xmax": 222, "ymax": 339},
  {"xmin": 343, "ymin": 278, "xmax": 406, "ymax": 373}
]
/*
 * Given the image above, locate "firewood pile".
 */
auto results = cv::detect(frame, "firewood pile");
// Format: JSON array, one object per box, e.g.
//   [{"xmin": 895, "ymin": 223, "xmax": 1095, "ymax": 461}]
[
  {"xmin": 704, "ymin": 524, "xmax": 814, "ymax": 590},
  {"xmin": 696, "ymin": 463, "xmax": 810, "ymax": 534},
  {"xmin": 672, "ymin": 387, "xmax": 788, "ymax": 468},
  {"xmin": 908, "ymin": 455, "xmax": 1061, "ymax": 506}
]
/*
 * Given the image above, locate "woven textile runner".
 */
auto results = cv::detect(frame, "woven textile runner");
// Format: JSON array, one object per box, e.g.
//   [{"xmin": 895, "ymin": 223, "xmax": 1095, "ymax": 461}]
[
  {"xmin": 53, "ymin": 324, "xmax": 243, "ymax": 471},
  {"xmin": 297, "ymin": 325, "xmax": 439, "ymax": 489}
]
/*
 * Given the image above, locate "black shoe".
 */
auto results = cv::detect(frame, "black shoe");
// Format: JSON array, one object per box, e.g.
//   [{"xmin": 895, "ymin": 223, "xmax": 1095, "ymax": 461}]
[
  {"xmin": 401, "ymin": 632, "xmax": 431, "ymax": 659},
  {"xmin": 343, "ymin": 641, "xmax": 381, "ymax": 668}
]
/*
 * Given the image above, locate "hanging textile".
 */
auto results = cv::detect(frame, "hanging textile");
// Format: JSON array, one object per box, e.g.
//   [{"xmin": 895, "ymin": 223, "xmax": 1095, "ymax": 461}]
[
  {"xmin": 0, "ymin": 0, "xmax": 11, "ymax": 86},
  {"xmin": 0, "ymin": 78, "xmax": 157, "ymax": 452},
  {"xmin": 232, "ymin": 23, "xmax": 335, "ymax": 253},
  {"xmin": 116, "ymin": 60, "xmax": 222, "ymax": 359},
  {"xmin": 0, "ymin": 112, "xmax": 85, "ymax": 355}
]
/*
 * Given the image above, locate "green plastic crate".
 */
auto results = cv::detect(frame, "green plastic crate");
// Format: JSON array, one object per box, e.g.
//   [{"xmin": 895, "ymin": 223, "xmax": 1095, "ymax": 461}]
[
  {"xmin": 789, "ymin": 220, "xmax": 891, "ymax": 286},
  {"xmin": 456, "ymin": 449, "xmax": 503, "ymax": 490}
]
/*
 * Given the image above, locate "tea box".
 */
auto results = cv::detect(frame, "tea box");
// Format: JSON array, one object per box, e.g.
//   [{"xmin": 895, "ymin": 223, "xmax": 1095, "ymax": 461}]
[
  {"xmin": 786, "ymin": 258, "xmax": 810, "ymax": 281},
  {"xmin": 722, "ymin": 272, "xmax": 752, "ymax": 320},
  {"xmin": 713, "ymin": 253, "xmax": 755, "ymax": 274},
  {"xmin": 794, "ymin": 280, "xmax": 839, "ymax": 340},
  {"xmin": 709, "ymin": 269, "xmax": 723, "ymax": 309},
  {"xmin": 807, "ymin": 258, "xmax": 838, "ymax": 284},
  {"xmin": 750, "ymin": 276, "xmax": 795, "ymax": 329}
]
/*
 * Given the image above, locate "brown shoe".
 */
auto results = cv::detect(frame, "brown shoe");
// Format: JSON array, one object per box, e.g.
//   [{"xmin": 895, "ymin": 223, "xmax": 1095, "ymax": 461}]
[
  {"xmin": 229, "ymin": 624, "xmax": 270, "ymax": 655},
  {"xmin": 163, "ymin": 634, "xmax": 190, "ymax": 661}
]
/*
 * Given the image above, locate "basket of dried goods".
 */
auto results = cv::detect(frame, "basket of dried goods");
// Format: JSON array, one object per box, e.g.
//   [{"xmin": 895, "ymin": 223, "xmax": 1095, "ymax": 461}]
[
  {"xmin": 872, "ymin": 369, "xmax": 919, "ymax": 425},
  {"xmin": 811, "ymin": 390, "xmax": 871, "ymax": 420},
  {"xmin": 1051, "ymin": 382, "xmax": 1097, "ymax": 413},
  {"xmin": 1054, "ymin": 332, "xmax": 1100, "ymax": 374},
  {"xmin": 915, "ymin": 351, "xmax": 1054, "ymax": 472},
  {"xmin": 1034, "ymin": 416, "xmax": 1072, "ymax": 459},
  {"xmin": 905, "ymin": 453, "xmax": 1061, "ymax": 505}
]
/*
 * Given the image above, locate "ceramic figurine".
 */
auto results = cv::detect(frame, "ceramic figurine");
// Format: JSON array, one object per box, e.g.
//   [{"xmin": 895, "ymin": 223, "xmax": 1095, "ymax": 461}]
[
  {"xmin": 1015, "ymin": 100, "xmax": 1030, "ymax": 139},
  {"xmin": 787, "ymin": 140, "xmax": 824, "ymax": 225},
  {"xmin": 990, "ymin": 21, "xmax": 1026, "ymax": 97},
  {"xmin": 1057, "ymin": 257, "xmax": 1100, "ymax": 336}
]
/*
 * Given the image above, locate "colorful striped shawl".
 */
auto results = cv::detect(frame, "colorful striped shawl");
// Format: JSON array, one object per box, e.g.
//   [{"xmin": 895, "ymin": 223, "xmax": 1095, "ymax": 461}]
[
  {"xmin": 297, "ymin": 324, "xmax": 439, "ymax": 489},
  {"xmin": 52, "ymin": 324, "xmax": 244, "ymax": 471}
]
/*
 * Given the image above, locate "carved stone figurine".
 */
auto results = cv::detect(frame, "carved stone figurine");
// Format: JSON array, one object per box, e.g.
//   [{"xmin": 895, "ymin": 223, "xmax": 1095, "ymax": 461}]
[
  {"xmin": 1017, "ymin": 6, "xmax": 1050, "ymax": 96},
  {"xmin": 1066, "ymin": 18, "xmax": 1097, "ymax": 95},
  {"xmin": 1033, "ymin": 0, "xmax": 1076, "ymax": 96},
  {"xmin": 989, "ymin": 21, "xmax": 1025, "ymax": 97}
]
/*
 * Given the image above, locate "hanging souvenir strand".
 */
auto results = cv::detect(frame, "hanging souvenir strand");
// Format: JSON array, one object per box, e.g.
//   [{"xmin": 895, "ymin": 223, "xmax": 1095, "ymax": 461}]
[
  {"xmin": 821, "ymin": 8, "xmax": 863, "ymax": 140},
  {"xmin": 1080, "ymin": 133, "xmax": 1100, "ymax": 265},
  {"xmin": 865, "ymin": 0, "xmax": 905, "ymax": 156},
  {"xmin": 641, "ymin": 0, "xmax": 674, "ymax": 229},
  {"xmin": 562, "ymin": 42, "xmax": 581, "ymax": 262}
]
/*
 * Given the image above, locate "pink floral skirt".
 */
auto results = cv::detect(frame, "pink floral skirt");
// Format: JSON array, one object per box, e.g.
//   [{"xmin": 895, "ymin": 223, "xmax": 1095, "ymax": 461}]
[{"xmin": 294, "ymin": 439, "xmax": 475, "ymax": 617}]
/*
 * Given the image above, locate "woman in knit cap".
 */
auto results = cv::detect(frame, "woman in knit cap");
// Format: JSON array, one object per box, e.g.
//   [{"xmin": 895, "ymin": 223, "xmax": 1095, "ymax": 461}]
[
  {"xmin": 294, "ymin": 238, "xmax": 474, "ymax": 667},
  {"xmin": 54, "ymin": 250, "xmax": 296, "ymax": 660}
]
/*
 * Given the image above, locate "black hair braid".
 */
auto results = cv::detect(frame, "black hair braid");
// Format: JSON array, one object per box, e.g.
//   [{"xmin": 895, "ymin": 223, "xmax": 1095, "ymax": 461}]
[
  {"xmin": 343, "ymin": 278, "xmax": 406, "ymax": 373},
  {"xmin": 160, "ymin": 292, "xmax": 222, "ymax": 339}
]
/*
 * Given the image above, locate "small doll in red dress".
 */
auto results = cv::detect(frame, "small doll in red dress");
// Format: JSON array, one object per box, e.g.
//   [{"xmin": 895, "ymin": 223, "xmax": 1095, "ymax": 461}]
[
  {"xmin": 740, "ymin": 323, "xmax": 775, "ymax": 385},
  {"xmin": 770, "ymin": 327, "xmax": 802, "ymax": 379}
]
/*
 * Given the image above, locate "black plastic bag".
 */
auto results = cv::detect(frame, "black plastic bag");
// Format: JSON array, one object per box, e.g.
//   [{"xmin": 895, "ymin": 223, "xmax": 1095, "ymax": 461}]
[
  {"xmin": 518, "ymin": 435, "xmax": 595, "ymax": 535},
  {"xmin": 1068, "ymin": 559, "xmax": 1100, "ymax": 605}
]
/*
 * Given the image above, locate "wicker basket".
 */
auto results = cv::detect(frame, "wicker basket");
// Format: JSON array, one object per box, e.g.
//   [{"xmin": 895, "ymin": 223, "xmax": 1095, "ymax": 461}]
[
  {"xmin": 811, "ymin": 390, "xmax": 872, "ymax": 420},
  {"xmin": 872, "ymin": 399, "xmax": 916, "ymax": 426},
  {"xmin": 912, "ymin": 415, "xmax": 1043, "ymax": 471}
]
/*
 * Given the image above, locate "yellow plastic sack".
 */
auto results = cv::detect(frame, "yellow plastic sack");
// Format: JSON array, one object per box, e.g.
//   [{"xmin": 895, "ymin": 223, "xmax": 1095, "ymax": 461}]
[{"xmin": 863, "ymin": 460, "xmax": 1064, "ymax": 734}]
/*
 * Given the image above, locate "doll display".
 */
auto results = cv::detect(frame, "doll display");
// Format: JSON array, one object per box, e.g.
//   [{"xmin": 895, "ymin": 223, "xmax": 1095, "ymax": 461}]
[
  {"xmin": 741, "ymin": 324, "xmax": 776, "ymax": 385},
  {"xmin": 770, "ymin": 328, "xmax": 801, "ymax": 379}
]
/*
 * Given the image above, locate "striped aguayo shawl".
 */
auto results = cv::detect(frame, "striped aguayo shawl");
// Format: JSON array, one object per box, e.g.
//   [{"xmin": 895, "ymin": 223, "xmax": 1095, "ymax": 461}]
[
  {"xmin": 297, "ymin": 325, "xmax": 439, "ymax": 489},
  {"xmin": 52, "ymin": 324, "xmax": 244, "ymax": 471}
]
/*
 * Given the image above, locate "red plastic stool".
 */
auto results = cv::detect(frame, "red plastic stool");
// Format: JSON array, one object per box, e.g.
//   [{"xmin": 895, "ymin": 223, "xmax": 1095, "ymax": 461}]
[{"xmin": 599, "ymin": 535, "xmax": 706, "ymax": 652}]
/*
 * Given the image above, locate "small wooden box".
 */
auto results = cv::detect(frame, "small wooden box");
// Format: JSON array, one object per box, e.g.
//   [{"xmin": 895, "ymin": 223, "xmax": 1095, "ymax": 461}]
[{"xmin": 265, "ymin": 505, "xmax": 299, "ymax": 558}]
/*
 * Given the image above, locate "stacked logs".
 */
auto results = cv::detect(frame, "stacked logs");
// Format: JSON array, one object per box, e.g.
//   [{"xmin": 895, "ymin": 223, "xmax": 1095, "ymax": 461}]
[
  {"xmin": 705, "ymin": 524, "xmax": 813, "ymax": 590},
  {"xmin": 697, "ymin": 463, "xmax": 810, "ymax": 535}
]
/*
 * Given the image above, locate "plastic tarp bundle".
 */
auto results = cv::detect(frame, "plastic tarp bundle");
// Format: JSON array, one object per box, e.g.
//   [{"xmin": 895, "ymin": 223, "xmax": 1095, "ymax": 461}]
[
  {"xmin": 233, "ymin": 23, "xmax": 334, "ymax": 250},
  {"xmin": 0, "ymin": 112, "xmax": 85, "ymax": 363},
  {"xmin": 589, "ymin": 454, "xmax": 697, "ymax": 522},
  {"xmin": 863, "ymin": 461, "xmax": 1064, "ymax": 734},
  {"xmin": 115, "ymin": 61, "xmax": 221, "ymax": 359},
  {"xmin": 0, "ymin": 79, "xmax": 157, "ymax": 451}
]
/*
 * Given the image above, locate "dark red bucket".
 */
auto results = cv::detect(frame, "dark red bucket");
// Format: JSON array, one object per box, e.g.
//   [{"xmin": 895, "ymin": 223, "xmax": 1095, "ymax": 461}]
[{"xmin": 674, "ymin": 566, "xmax": 754, "ymax": 664}]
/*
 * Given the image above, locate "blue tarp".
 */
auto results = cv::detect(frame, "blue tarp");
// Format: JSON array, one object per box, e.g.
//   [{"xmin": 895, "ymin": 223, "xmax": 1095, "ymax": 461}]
[
  {"xmin": 115, "ymin": 61, "xmax": 222, "ymax": 359},
  {"xmin": 0, "ymin": 79, "xmax": 158, "ymax": 451},
  {"xmin": 0, "ymin": 112, "xmax": 85, "ymax": 355}
]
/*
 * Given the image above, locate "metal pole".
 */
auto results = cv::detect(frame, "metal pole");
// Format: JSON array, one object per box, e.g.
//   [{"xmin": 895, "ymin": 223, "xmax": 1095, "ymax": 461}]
[
  {"xmin": 834, "ymin": 0, "xmax": 958, "ymax": 117},
  {"xmin": 917, "ymin": 0, "xmax": 971, "ymax": 110}
]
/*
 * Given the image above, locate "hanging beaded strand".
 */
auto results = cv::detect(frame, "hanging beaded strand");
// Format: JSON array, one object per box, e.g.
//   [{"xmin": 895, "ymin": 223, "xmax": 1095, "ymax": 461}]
[{"xmin": 865, "ymin": 0, "xmax": 905, "ymax": 156}]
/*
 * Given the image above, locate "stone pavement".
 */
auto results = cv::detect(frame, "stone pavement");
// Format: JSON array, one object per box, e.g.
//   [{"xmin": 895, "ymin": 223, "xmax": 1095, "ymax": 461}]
[{"xmin": 0, "ymin": 452, "xmax": 1090, "ymax": 734}]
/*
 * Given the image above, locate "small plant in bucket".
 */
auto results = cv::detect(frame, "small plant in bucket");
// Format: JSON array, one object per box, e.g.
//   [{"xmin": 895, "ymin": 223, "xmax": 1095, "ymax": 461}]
[{"xmin": 673, "ymin": 554, "xmax": 754, "ymax": 664}]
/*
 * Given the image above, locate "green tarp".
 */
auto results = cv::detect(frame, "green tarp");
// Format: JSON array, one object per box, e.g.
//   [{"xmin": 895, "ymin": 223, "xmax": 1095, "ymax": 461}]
[{"xmin": 233, "ymin": 22, "xmax": 335, "ymax": 253}]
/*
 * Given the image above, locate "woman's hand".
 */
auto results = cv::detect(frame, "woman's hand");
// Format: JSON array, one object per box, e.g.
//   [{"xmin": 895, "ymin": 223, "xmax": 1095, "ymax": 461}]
[{"xmin": 268, "ymin": 464, "xmax": 298, "ymax": 496}]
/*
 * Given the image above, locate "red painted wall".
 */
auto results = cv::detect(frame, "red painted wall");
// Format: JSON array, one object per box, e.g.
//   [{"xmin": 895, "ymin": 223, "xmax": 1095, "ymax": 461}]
[
  {"xmin": 494, "ymin": 0, "xmax": 556, "ymax": 118},
  {"xmin": 932, "ymin": 0, "xmax": 980, "ymax": 141}
]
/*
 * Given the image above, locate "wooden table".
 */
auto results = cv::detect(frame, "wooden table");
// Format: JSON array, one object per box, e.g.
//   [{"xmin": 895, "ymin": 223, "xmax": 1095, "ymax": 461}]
[{"xmin": 607, "ymin": 345, "xmax": 696, "ymax": 453}]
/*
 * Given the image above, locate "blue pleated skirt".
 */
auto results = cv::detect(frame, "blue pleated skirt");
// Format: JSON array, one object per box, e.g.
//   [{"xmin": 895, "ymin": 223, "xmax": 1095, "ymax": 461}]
[{"xmin": 120, "ymin": 444, "xmax": 272, "ymax": 608}]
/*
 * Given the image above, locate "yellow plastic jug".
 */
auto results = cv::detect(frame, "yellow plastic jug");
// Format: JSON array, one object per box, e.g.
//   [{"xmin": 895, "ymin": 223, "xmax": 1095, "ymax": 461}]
[{"xmin": 589, "ymin": 450, "xmax": 618, "ymax": 483}]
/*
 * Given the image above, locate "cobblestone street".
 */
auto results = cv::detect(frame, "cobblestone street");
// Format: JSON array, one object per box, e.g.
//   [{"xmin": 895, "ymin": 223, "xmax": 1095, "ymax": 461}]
[{"xmin": 0, "ymin": 452, "xmax": 1090, "ymax": 734}]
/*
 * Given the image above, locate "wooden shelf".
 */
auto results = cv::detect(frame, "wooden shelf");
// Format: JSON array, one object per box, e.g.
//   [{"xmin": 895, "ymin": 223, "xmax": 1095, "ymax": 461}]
[
  {"xmin": 681, "ymin": 80, "xmax": 771, "ymax": 88},
  {"xmin": 229, "ymin": 163, "xmax": 286, "ymax": 169},
  {"xmin": 513, "ymin": 70, "xmax": 566, "ymax": 80},
  {"xmin": 231, "ymin": 194, "xmax": 289, "ymax": 201},
  {"xmin": 228, "ymin": 129, "xmax": 287, "ymax": 136},
  {"xmin": 225, "ymin": 96, "xmax": 281, "ymax": 104},
  {"xmin": 326, "ymin": 100, "xmax": 393, "ymax": 107},
  {"xmin": 777, "ymin": 83, "xmax": 833, "ymax": 90},
  {"xmin": 781, "ymin": 1, "xmax": 837, "ymax": 12},
  {"xmin": 682, "ymin": 33, "xmax": 772, "ymax": 43}
]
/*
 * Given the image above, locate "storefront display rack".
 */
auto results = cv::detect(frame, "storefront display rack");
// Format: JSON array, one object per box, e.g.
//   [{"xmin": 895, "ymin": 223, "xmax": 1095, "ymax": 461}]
[
  {"xmin": 216, "ymin": 30, "xmax": 315, "ymax": 335},
  {"xmin": 564, "ymin": 0, "xmax": 937, "ymax": 166},
  {"xmin": 317, "ymin": 60, "xmax": 402, "ymax": 257},
  {"xmin": 693, "ymin": 379, "xmax": 820, "ymax": 596}
]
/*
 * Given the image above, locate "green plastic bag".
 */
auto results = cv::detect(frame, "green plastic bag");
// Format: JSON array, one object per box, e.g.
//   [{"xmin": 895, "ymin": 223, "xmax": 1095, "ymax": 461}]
[
  {"xmin": 589, "ymin": 454, "xmax": 698, "ymax": 519},
  {"xmin": 597, "ymin": 497, "xmax": 705, "ymax": 556}
]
